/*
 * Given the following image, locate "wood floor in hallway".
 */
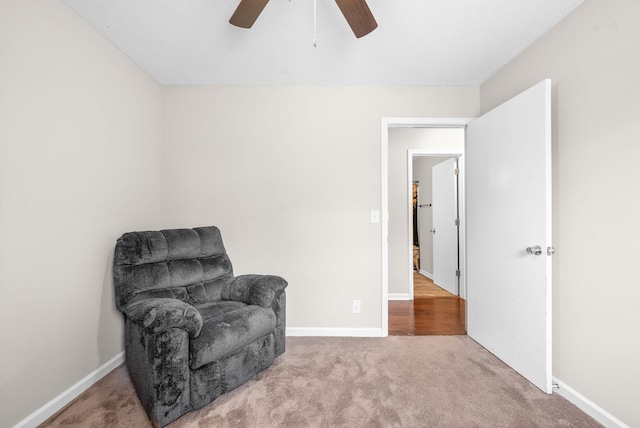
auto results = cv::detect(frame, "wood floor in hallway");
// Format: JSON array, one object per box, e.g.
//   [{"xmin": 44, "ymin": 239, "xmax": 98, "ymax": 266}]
[{"xmin": 389, "ymin": 272, "xmax": 466, "ymax": 336}]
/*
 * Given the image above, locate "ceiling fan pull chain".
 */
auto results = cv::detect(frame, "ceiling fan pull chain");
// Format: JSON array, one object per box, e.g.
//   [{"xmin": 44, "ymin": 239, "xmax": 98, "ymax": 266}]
[{"xmin": 313, "ymin": 0, "xmax": 318, "ymax": 47}]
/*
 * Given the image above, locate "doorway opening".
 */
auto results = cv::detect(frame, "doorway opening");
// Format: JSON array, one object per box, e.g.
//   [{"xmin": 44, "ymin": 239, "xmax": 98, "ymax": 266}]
[
  {"xmin": 380, "ymin": 118, "xmax": 472, "ymax": 337},
  {"xmin": 411, "ymin": 154, "xmax": 460, "ymax": 299},
  {"xmin": 388, "ymin": 152, "xmax": 466, "ymax": 336}
]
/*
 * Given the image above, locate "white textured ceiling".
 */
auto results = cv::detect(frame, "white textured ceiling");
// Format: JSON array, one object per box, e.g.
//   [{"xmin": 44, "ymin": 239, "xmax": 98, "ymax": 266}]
[{"xmin": 62, "ymin": 0, "xmax": 584, "ymax": 86}]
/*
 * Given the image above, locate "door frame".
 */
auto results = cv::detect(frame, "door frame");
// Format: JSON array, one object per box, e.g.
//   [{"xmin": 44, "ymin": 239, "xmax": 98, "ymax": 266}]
[
  {"xmin": 381, "ymin": 117, "xmax": 472, "ymax": 336},
  {"xmin": 407, "ymin": 151, "xmax": 465, "ymax": 300}
]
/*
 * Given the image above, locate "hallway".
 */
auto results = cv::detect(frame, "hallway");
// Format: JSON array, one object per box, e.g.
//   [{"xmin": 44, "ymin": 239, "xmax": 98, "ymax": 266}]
[{"xmin": 388, "ymin": 273, "xmax": 466, "ymax": 335}]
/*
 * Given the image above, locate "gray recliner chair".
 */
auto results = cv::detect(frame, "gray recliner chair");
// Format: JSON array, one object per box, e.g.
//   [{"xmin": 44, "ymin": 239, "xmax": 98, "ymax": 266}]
[{"xmin": 113, "ymin": 226, "xmax": 287, "ymax": 427}]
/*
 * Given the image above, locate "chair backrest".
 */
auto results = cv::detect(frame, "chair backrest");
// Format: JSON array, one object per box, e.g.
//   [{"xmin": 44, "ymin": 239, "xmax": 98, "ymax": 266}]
[{"xmin": 113, "ymin": 226, "xmax": 233, "ymax": 312}]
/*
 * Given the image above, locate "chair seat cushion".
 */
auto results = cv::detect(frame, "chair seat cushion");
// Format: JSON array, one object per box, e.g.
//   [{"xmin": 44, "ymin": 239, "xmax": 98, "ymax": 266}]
[
  {"xmin": 195, "ymin": 300, "xmax": 247, "ymax": 321},
  {"xmin": 190, "ymin": 303, "xmax": 276, "ymax": 370}
]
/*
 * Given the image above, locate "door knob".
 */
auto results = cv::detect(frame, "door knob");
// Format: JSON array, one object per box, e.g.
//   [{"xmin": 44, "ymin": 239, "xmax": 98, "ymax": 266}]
[{"xmin": 526, "ymin": 245, "xmax": 542, "ymax": 256}]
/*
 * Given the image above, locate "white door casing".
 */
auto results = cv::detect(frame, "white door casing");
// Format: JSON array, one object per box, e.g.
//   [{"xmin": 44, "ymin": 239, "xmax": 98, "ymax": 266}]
[
  {"xmin": 432, "ymin": 157, "xmax": 459, "ymax": 295},
  {"xmin": 382, "ymin": 122, "xmax": 471, "ymax": 337},
  {"xmin": 465, "ymin": 80, "xmax": 553, "ymax": 393}
]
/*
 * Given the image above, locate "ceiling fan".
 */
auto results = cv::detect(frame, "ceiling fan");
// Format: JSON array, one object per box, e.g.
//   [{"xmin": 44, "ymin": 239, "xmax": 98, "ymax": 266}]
[{"xmin": 229, "ymin": 0, "xmax": 377, "ymax": 38}]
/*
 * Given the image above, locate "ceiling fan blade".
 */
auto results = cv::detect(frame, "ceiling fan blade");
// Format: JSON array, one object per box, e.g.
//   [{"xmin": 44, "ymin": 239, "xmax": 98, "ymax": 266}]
[
  {"xmin": 334, "ymin": 0, "xmax": 378, "ymax": 38},
  {"xmin": 229, "ymin": 0, "xmax": 270, "ymax": 28}
]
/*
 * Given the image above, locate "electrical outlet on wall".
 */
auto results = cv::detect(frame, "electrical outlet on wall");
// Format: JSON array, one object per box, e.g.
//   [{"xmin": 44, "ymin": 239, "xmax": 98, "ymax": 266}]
[{"xmin": 352, "ymin": 300, "xmax": 361, "ymax": 314}]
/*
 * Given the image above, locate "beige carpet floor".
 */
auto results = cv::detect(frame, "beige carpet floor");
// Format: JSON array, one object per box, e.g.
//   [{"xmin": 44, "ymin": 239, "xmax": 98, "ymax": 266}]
[{"xmin": 41, "ymin": 336, "xmax": 600, "ymax": 428}]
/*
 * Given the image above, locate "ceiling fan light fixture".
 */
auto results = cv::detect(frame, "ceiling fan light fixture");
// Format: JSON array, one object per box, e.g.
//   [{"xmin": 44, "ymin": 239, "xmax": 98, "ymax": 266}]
[{"xmin": 228, "ymin": 0, "xmax": 377, "ymax": 38}]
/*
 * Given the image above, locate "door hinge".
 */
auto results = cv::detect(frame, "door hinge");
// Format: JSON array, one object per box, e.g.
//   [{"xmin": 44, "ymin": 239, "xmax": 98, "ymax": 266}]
[
  {"xmin": 455, "ymin": 270, "xmax": 461, "ymax": 277},
  {"xmin": 454, "ymin": 168, "xmax": 460, "ymax": 175},
  {"xmin": 455, "ymin": 219, "xmax": 460, "ymax": 226}
]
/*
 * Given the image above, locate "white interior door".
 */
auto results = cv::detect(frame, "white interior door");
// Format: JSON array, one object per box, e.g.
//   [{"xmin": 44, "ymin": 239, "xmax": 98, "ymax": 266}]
[
  {"xmin": 432, "ymin": 157, "xmax": 458, "ymax": 295},
  {"xmin": 466, "ymin": 80, "xmax": 552, "ymax": 393}
]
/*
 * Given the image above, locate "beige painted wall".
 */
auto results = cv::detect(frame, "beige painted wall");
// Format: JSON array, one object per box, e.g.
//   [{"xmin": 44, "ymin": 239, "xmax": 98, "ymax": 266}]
[
  {"xmin": 388, "ymin": 128, "xmax": 464, "ymax": 296},
  {"xmin": 161, "ymin": 87, "xmax": 479, "ymax": 330},
  {"xmin": 0, "ymin": 1, "xmax": 162, "ymax": 426},
  {"xmin": 480, "ymin": 0, "xmax": 640, "ymax": 426}
]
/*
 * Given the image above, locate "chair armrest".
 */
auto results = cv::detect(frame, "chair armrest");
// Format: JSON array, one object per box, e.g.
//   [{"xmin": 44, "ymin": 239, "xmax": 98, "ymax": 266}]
[
  {"xmin": 123, "ymin": 298, "xmax": 203, "ymax": 338},
  {"xmin": 224, "ymin": 275, "xmax": 288, "ymax": 307}
]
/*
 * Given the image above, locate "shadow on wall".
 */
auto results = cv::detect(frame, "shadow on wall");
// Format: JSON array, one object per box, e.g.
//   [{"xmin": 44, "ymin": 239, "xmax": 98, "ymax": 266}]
[{"xmin": 97, "ymin": 248, "xmax": 124, "ymax": 364}]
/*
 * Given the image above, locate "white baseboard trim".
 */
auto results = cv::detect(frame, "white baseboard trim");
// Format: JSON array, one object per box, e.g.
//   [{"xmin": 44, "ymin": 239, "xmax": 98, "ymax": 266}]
[
  {"xmin": 388, "ymin": 293, "xmax": 412, "ymax": 301},
  {"xmin": 14, "ymin": 351, "xmax": 125, "ymax": 428},
  {"xmin": 552, "ymin": 377, "xmax": 629, "ymax": 428},
  {"xmin": 419, "ymin": 270, "xmax": 433, "ymax": 279},
  {"xmin": 286, "ymin": 327, "xmax": 384, "ymax": 337}
]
